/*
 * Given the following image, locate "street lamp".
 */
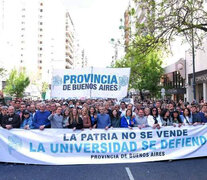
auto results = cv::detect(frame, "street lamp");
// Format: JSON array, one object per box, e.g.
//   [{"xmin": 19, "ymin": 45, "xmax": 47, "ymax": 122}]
[{"xmin": 191, "ymin": 0, "xmax": 196, "ymax": 101}]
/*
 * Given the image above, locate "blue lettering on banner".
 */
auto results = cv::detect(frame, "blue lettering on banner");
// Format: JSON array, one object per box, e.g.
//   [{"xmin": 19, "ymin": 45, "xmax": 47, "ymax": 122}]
[
  {"xmin": 64, "ymin": 75, "xmax": 69, "ymax": 84},
  {"xmin": 63, "ymin": 74, "xmax": 118, "ymax": 85},
  {"xmin": 30, "ymin": 143, "xmax": 45, "ymax": 152},
  {"xmin": 4, "ymin": 126, "xmax": 207, "ymax": 165}
]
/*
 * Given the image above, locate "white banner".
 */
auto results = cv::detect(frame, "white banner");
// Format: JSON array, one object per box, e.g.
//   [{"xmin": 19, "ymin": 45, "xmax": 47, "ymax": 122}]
[
  {"xmin": 1, "ymin": 125, "xmax": 207, "ymax": 165},
  {"xmin": 51, "ymin": 67, "xmax": 130, "ymax": 99}
]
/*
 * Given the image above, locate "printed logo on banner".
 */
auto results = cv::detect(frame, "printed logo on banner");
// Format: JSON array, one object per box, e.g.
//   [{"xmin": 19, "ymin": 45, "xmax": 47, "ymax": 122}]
[
  {"xmin": 52, "ymin": 75, "xmax": 63, "ymax": 86},
  {"xmin": 8, "ymin": 135, "xmax": 23, "ymax": 155},
  {"xmin": 119, "ymin": 75, "xmax": 129, "ymax": 89}
]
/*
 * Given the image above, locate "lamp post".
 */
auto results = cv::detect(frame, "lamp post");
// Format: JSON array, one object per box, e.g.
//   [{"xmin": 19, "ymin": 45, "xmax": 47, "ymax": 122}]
[{"xmin": 191, "ymin": 0, "xmax": 196, "ymax": 101}]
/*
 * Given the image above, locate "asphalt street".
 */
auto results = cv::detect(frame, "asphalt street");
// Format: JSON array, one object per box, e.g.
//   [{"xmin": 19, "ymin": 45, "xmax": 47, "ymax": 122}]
[{"xmin": 0, "ymin": 157, "xmax": 207, "ymax": 180}]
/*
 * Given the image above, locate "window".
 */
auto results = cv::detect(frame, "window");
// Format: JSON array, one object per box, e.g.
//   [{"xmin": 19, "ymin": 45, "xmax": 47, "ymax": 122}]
[
  {"xmin": 39, "ymin": 41, "xmax": 42, "ymax": 44},
  {"xmin": 39, "ymin": 28, "xmax": 43, "ymax": 31},
  {"xmin": 39, "ymin": 22, "xmax": 43, "ymax": 25},
  {"xmin": 38, "ymin": 60, "xmax": 42, "ymax": 64},
  {"xmin": 39, "ymin": 47, "xmax": 42, "ymax": 51},
  {"xmin": 40, "ymin": 2, "xmax": 43, "ymax": 6},
  {"xmin": 40, "ymin": 9, "xmax": 43, "ymax": 12}
]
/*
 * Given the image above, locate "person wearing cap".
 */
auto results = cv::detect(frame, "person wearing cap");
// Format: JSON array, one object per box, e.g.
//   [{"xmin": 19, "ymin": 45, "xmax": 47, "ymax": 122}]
[
  {"xmin": 62, "ymin": 102, "xmax": 68, "ymax": 113},
  {"xmin": 1, "ymin": 106, "xmax": 20, "ymax": 129},
  {"xmin": 48, "ymin": 106, "xmax": 63, "ymax": 128},
  {"xmin": 20, "ymin": 110, "xmax": 34, "ymax": 129},
  {"xmin": 77, "ymin": 105, "xmax": 82, "ymax": 117},
  {"xmin": 69, "ymin": 104, "xmax": 75, "ymax": 109}
]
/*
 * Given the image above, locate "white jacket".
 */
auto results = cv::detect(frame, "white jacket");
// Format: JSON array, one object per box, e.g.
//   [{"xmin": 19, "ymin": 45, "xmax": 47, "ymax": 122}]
[{"xmin": 147, "ymin": 115, "xmax": 162, "ymax": 127}]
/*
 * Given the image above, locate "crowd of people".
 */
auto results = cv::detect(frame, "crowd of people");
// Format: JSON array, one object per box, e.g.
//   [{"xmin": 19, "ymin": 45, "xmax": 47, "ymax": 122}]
[{"xmin": 0, "ymin": 98, "xmax": 206, "ymax": 131}]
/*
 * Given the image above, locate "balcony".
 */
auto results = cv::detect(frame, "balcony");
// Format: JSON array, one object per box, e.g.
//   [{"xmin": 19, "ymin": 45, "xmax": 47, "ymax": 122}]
[
  {"xmin": 65, "ymin": 65, "xmax": 71, "ymax": 69},
  {"xmin": 65, "ymin": 58, "xmax": 73, "ymax": 65}
]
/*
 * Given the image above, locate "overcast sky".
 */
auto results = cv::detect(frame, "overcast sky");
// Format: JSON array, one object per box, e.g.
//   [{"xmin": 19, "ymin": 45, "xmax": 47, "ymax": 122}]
[{"xmin": 62, "ymin": 0, "xmax": 129, "ymax": 67}]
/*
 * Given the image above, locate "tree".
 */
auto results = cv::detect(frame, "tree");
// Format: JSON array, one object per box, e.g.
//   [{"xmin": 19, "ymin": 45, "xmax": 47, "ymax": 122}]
[
  {"xmin": 0, "ymin": 67, "xmax": 6, "ymax": 77},
  {"xmin": 41, "ymin": 82, "xmax": 49, "ymax": 100},
  {"xmin": 131, "ymin": 0, "xmax": 207, "ymax": 52},
  {"xmin": 4, "ymin": 69, "xmax": 30, "ymax": 98},
  {"xmin": 113, "ymin": 36, "xmax": 164, "ymax": 99}
]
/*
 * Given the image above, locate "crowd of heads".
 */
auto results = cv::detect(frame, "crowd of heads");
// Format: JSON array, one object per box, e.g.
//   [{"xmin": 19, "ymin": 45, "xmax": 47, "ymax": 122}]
[{"xmin": 0, "ymin": 98, "xmax": 207, "ymax": 130}]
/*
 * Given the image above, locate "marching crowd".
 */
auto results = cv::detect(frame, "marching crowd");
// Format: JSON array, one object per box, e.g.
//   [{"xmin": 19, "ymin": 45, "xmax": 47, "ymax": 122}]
[{"xmin": 0, "ymin": 98, "xmax": 206, "ymax": 130}]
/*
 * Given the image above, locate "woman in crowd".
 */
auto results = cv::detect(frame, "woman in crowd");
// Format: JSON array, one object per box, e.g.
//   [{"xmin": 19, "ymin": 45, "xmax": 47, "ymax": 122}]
[
  {"xmin": 157, "ymin": 107, "xmax": 162, "ymax": 116},
  {"xmin": 160, "ymin": 109, "xmax": 172, "ymax": 126},
  {"xmin": 89, "ymin": 106, "xmax": 97, "ymax": 128},
  {"xmin": 77, "ymin": 105, "xmax": 83, "ymax": 118},
  {"xmin": 62, "ymin": 108, "xmax": 70, "ymax": 128},
  {"xmin": 82, "ymin": 107, "xmax": 91, "ymax": 128},
  {"xmin": 180, "ymin": 108, "xmax": 192, "ymax": 125},
  {"xmin": 120, "ymin": 109, "xmax": 135, "ymax": 129},
  {"xmin": 148, "ymin": 107, "xmax": 162, "ymax": 129},
  {"xmin": 67, "ymin": 108, "xmax": 83, "ymax": 130},
  {"xmin": 111, "ymin": 109, "xmax": 121, "ymax": 128},
  {"xmin": 171, "ymin": 110, "xmax": 182, "ymax": 127},
  {"xmin": 20, "ymin": 110, "xmax": 34, "ymax": 130}
]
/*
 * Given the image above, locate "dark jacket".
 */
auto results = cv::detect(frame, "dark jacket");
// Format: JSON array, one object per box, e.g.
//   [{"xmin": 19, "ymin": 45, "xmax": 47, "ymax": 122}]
[
  {"xmin": 111, "ymin": 117, "xmax": 121, "ymax": 128},
  {"xmin": 1, "ymin": 113, "xmax": 20, "ymax": 128},
  {"xmin": 192, "ymin": 113, "xmax": 202, "ymax": 123},
  {"xmin": 68, "ymin": 117, "xmax": 83, "ymax": 129},
  {"xmin": 90, "ymin": 115, "xmax": 97, "ymax": 126},
  {"xmin": 199, "ymin": 112, "xmax": 207, "ymax": 123}
]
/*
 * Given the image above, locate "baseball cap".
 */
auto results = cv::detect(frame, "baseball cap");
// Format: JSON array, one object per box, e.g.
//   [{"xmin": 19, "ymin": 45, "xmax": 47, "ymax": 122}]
[
  {"xmin": 77, "ymin": 105, "xmax": 82, "ymax": 109},
  {"xmin": 23, "ymin": 110, "xmax": 30, "ymax": 115},
  {"xmin": 69, "ymin": 104, "xmax": 75, "ymax": 108}
]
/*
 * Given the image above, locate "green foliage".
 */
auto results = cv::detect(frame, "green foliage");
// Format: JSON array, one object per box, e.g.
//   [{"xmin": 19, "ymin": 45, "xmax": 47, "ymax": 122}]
[
  {"xmin": 113, "ymin": 36, "xmax": 164, "ymax": 98},
  {"xmin": 0, "ymin": 67, "xmax": 6, "ymax": 77},
  {"xmin": 132, "ymin": 0, "xmax": 207, "ymax": 51},
  {"xmin": 41, "ymin": 82, "xmax": 49, "ymax": 93},
  {"xmin": 4, "ymin": 69, "xmax": 30, "ymax": 98}
]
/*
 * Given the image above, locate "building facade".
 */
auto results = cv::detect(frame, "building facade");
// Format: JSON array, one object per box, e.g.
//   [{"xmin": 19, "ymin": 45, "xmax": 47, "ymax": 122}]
[
  {"xmin": 162, "ymin": 59, "xmax": 186, "ymax": 101},
  {"xmin": 186, "ymin": 40, "xmax": 207, "ymax": 103},
  {"xmin": 0, "ymin": 0, "xmax": 77, "ymax": 98},
  {"xmin": 163, "ymin": 38, "xmax": 207, "ymax": 103}
]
